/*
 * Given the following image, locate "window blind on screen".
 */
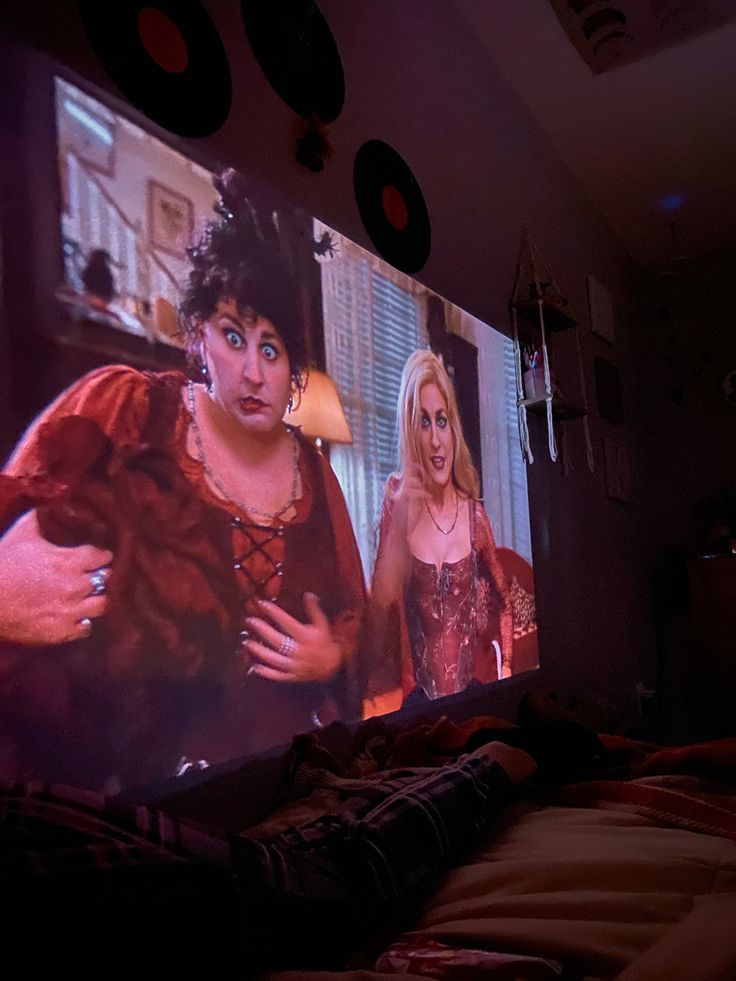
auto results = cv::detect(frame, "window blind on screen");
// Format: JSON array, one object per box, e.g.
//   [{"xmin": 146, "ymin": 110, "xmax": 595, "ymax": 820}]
[
  {"xmin": 503, "ymin": 336, "xmax": 532, "ymax": 562},
  {"xmin": 320, "ymin": 248, "xmax": 427, "ymax": 580}
]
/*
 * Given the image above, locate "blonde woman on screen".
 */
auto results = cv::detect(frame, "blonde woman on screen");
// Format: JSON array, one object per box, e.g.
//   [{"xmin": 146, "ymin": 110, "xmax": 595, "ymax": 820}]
[{"xmin": 365, "ymin": 349, "xmax": 512, "ymax": 713}]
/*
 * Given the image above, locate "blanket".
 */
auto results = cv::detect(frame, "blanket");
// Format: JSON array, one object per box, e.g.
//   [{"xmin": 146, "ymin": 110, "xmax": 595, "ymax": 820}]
[{"xmin": 4, "ymin": 719, "xmax": 736, "ymax": 980}]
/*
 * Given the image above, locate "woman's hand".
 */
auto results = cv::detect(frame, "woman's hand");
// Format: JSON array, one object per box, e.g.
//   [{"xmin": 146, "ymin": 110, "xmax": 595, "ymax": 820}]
[
  {"xmin": 390, "ymin": 462, "xmax": 427, "ymax": 543},
  {"xmin": 372, "ymin": 464, "xmax": 427, "ymax": 610},
  {"xmin": 0, "ymin": 510, "xmax": 113, "ymax": 646},
  {"xmin": 244, "ymin": 593, "xmax": 342, "ymax": 683}
]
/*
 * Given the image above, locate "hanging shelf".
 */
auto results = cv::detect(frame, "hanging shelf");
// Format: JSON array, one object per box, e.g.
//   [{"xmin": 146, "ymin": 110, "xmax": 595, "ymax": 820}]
[
  {"xmin": 513, "ymin": 300, "xmax": 577, "ymax": 334},
  {"xmin": 509, "ymin": 225, "xmax": 594, "ymax": 470},
  {"xmin": 524, "ymin": 395, "xmax": 588, "ymax": 421}
]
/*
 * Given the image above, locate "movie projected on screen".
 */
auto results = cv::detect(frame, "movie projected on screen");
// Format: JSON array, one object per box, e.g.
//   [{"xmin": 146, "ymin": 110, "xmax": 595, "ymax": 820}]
[{"xmin": 0, "ymin": 77, "xmax": 538, "ymax": 795}]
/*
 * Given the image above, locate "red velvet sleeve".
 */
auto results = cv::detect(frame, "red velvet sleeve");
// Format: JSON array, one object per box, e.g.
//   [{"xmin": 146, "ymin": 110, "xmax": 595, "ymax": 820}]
[
  {"xmin": 372, "ymin": 475, "xmax": 400, "ymax": 607},
  {"xmin": 475, "ymin": 502, "xmax": 514, "ymax": 673},
  {"xmin": 363, "ymin": 477, "xmax": 414, "ymax": 699},
  {"xmin": 5, "ymin": 366, "xmax": 155, "ymax": 477}
]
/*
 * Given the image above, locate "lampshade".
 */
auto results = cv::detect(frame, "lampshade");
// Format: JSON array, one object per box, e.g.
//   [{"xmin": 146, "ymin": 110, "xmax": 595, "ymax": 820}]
[{"xmin": 284, "ymin": 369, "xmax": 353, "ymax": 444}]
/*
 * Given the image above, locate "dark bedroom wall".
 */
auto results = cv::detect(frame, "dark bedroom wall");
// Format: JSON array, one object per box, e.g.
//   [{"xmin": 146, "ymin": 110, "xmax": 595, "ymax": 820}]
[
  {"xmin": 640, "ymin": 248, "xmax": 736, "ymax": 552},
  {"xmin": 628, "ymin": 248, "xmax": 736, "ymax": 741},
  {"xmin": 0, "ymin": 1, "xmax": 661, "ymax": 714}
]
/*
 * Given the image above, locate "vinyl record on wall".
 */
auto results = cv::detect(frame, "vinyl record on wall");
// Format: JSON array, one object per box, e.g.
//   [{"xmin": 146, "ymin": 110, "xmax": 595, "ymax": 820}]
[
  {"xmin": 240, "ymin": 0, "xmax": 344, "ymax": 123},
  {"xmin": 77, "ymin": 0, "xmax": 232, "ymax": 138},
  {"xmin": 353, "ymin": 140, "xmax": 431, "ymax": 274}
]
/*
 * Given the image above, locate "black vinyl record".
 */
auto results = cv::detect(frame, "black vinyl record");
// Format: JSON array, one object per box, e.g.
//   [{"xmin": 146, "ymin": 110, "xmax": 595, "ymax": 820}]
[
  {"xmin": 353, "ymin": 140, "xmax": 431, "ymax": 274},
  {"xmin": 240, "ymin": 0, "xmax": 344, "ymax": 123},
  {"xmin": 77, "ymin": 0, "xmax": 231, "ymax": 138}
]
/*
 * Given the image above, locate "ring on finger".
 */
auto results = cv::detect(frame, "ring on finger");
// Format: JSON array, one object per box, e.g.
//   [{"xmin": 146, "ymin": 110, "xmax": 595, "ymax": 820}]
[
  {"xmin": 278, "ymin": 635, "xmax": 297, "ymax": 659},
  {"xmin": 89, "ymin": 569, "xmax": 108, "ymax": 596}
]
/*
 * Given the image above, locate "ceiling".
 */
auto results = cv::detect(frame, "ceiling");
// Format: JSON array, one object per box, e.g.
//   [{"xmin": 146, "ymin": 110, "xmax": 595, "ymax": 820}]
[{"xmin": 452, "ymin": 0, "xmax": 736, "ymax": 267}]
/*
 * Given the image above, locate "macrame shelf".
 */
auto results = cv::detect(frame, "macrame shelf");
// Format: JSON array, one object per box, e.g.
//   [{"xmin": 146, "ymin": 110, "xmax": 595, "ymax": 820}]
[{"xmin": 510, "ymin": 226, "xmax": 595, "ymax": 472}]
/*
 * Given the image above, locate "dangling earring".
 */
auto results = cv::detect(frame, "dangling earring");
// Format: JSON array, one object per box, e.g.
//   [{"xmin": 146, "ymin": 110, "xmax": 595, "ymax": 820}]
[
  {"xmin": 198, "ymin": 343, "xmax": 214, "ymax": 395},
  {"xmin": 286, "ymin": 375, "xmax": 301, "ymax": 415}
]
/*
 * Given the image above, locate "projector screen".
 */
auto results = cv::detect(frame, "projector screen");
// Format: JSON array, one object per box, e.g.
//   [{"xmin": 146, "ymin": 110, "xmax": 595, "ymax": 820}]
[{"xmin": 0, "ymin": 77, "xmax": 538, "ymax": 794}]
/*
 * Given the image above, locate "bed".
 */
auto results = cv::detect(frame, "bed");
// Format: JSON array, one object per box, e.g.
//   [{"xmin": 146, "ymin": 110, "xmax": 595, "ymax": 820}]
[{"xmin": 3, "ymin": 707, "xmax": 736, "ymax": 980}]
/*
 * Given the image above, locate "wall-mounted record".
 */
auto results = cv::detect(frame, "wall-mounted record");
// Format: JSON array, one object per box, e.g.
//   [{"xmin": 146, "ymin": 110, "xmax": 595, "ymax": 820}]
[
  {"xmin": 240, "ymin": 0, "xmax": 344, "ymax": 123},
  {"xmin": 353, "ymin": 140, "xmax": 431, "ymax": 274},
  {"xmin": 77, "ymin": 0, "xmax": 231, "ymax": 138}
]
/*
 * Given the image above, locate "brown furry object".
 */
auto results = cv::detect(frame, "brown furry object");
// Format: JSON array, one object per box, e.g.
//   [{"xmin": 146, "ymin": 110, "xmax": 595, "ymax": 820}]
[
  {"xmin": 1, "ymin": 414, "xmax": 240, "ymax": 677},
  {"xmin": 0, "ymin": 414, "xmax": 242, "ymax": 788}
]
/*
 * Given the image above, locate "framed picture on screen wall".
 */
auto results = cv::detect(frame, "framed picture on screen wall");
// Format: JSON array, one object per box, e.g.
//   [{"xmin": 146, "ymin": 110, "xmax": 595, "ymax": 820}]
[{"xmin": 148, "ymin": 179, "xmax": 194, "ymax": 258}]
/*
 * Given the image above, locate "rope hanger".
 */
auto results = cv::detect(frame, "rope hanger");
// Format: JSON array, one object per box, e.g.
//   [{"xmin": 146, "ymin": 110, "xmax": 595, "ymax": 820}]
[{"xmin": 510, "ymin": 225, "xmax": 594, "ymax": 473}]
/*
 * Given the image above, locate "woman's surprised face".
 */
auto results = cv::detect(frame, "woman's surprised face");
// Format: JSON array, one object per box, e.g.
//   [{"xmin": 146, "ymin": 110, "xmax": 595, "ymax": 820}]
[
  {"xmin": 418, "ymin": 382, "xmax": 454, "ymax": 489},
  {"xmin": 201, "ymin": 298, "xmax": 292, "ymax": 435}
]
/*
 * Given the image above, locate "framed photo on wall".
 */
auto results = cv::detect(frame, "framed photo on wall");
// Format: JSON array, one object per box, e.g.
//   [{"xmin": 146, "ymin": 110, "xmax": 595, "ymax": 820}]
[{"xmin": 148, "ymin": 179, "xmax": 194, "ymax": 258}]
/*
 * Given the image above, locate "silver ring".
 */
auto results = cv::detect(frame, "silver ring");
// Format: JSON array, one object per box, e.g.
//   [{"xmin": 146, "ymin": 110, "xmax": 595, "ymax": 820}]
[
  {"xmin": 278, "ymin": 635, "xmax": 297, "ymax": 658},
  {"xmin": 89, "ymin": 569, "xmax": 108, "ymax": 596},
  {"xmin": 79, "ymin": 616, "xmax": 93, "ymax": 636}
]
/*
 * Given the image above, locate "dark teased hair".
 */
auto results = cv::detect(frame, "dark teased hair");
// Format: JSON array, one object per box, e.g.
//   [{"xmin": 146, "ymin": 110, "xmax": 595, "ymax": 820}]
[{"xmin": 179, "ymin": 169, "xmax": 308, "ymax": 394}]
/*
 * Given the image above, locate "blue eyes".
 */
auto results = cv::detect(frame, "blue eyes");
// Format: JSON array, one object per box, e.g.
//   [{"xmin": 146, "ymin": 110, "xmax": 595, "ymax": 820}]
[
  {"xmin": 438, "ymin": 416, "xmax": 447, "ymax": 429},
  {"xmin": 421, "ymin": 414, "xmax": 448, "ymax": 429},
  {"xmin": 221, "ymin": 328, "xmax": 280, "ymax": 360}
]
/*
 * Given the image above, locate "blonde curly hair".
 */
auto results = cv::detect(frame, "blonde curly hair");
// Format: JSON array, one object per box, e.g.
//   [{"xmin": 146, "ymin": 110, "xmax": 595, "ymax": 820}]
[{"xmin": 396, "ymin": 349, "xmax": 480, "ymax": 499}]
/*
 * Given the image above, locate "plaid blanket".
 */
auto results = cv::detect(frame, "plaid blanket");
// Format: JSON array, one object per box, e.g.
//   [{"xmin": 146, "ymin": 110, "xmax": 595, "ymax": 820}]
[
  {"xmin": 234, "ymin": 755, "xmax": 513, "ymax": 969},
  {"xmin": 2, "ymin": 754, "xmax": 513, "ymax": 971},
  {"xmin": 1, "ymin": 780, "xmax": 245, "ymax": 970},
  {"xmin": 1, "ymin": 780, "xmax": 231, "ymax": 874}
]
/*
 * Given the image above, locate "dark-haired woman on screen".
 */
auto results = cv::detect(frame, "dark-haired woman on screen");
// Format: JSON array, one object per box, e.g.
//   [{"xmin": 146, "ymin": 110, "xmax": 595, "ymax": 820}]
[{"xmin": 0, "ymin": 170, "xmax": 365, "ymax": 792}]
